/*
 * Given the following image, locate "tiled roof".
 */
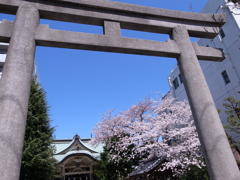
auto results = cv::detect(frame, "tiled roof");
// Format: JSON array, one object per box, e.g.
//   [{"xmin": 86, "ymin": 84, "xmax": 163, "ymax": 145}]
[
  {"xmin": 52, "ymin": 135, "xmax": 104, "ymax": 162},
  {"xmin": 129, "ymin": 158, "xmax": 163, "ymax": 177}
]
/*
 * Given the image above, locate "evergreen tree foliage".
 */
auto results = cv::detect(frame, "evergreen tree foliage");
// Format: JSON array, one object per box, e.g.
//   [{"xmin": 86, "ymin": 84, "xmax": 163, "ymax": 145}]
[
  {"xmin": 95, "ymin": 136, "xmax": 143, "ymax": 180},
  {"xmin": 223, "ymin": 94, "xmax": 240, "ymax": 166},
  {"xmin": 94, "ymin": 146, "xmax": 119, "ymax": 180},
  {"xmin": 223, "ymin": 95, "xmax": 240, "ymax": 142},
  {"xmin": 20, "ymin": 80, "xmax": 56, "ymax": 180},
  {"xmin": 180, "ymin": 165, "xmax": 209, "ymax": 180}
]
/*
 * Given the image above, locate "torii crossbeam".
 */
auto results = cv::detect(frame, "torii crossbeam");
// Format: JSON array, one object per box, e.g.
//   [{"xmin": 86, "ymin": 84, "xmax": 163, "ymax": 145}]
[{"xmin": 0, "ymin": 1, "xmax": 239, "ymax": 180}]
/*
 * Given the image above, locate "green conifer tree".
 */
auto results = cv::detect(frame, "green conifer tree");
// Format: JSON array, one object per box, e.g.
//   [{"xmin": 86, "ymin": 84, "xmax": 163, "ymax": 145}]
[
  {"xmin": 95, "ymin": 136, "xmax": 143, "ymax": 180},
  {"xmin": 20, "ymin": 79, "xmax": 56, "ymax": 180},
  {"xmin": 223, "ymin": 95, "xmax": 240, "ymax": 139},
  {"xmin": 223, "ymin": 94, "xmax": 240, "ymax": 167}
]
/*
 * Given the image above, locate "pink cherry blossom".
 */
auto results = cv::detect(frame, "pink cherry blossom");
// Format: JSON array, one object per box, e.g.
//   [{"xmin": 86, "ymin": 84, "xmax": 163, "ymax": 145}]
[{"xmin": 92, "ymin": 96, "xmax": 205, "ymax": 176}]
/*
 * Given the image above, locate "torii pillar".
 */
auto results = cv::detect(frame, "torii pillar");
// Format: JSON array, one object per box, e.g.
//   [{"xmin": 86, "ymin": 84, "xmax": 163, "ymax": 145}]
[
  {"xmin": 0, "ymin": 4, "xmax": 39, "ymax": 180},
  {"xmin": 173, "ymin": 25, "xmax": 240, "ymax": 180}
]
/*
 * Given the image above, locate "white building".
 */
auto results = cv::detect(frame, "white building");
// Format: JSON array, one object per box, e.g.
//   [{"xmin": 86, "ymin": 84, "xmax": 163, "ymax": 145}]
[
  {"xmin": 169, "ymin": 0, "xmax": 240, "ymax": 123},
  {"xmin": 0, "ymin": 43, "xmax": 7, "ymax": 79},
  {"xmin": 0, "ymin": 43, "xmax": 38, "ymax": 80}
]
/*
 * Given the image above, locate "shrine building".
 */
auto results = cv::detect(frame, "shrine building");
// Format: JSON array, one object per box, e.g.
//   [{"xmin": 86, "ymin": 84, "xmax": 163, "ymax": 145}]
[{"xmin": 52, "ymin": 134, "xmax": 103, "ymax": 180}]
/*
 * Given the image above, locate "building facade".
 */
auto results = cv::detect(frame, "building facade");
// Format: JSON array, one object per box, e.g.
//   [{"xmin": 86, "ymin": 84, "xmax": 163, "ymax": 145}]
[
  {"xmin": 0, "ymin": 43, "xmax": 7, "ymax": 79},
  {"xmin": 169, "ymin": 0, "xmax": 240, "ymax": 124},
  {"xmin": 52, "ymin": 135, "xmax": 103, "ymax": 180}
]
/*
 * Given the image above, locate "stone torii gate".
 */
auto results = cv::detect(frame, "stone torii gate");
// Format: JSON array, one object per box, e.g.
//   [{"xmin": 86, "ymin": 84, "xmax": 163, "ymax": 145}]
[{"xmin": 0, "ymin": 0, "xmax": 239, "ymax": 179}]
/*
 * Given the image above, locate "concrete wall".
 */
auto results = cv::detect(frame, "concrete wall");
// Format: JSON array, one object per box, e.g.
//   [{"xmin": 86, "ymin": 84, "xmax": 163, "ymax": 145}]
[{"xmin": 169, "ymin": 0, "xmax": 240, "ymax": 124}]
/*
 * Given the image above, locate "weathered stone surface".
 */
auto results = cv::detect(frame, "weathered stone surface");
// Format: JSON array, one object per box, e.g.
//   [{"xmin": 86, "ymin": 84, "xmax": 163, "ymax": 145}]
[
  {"xmin": 0, "ymin": 0, "xmax": 225, "ymax": 38},
  {"xmin": 35, "ymin": 26, "xmax": 224, "ymax": 61},
  {"xmin": 42, "ymin": 0, "xmax": 225, "ymax": 24},
  {"xmin": 0, "ymin": 4, "xmax": 39, "ymax": 180},
  {"xmin": 0, "ymin": 21, "xmax": 224, "ymax": 61},
  {"xmin": 173, "ymin": 25, "xmax": 240, "ymax": 180},
  {"xmin": 104, "ymin": 21, "xmax": 121, "ymax": 37},
  {"xmin": 0, "ymin": 20, "xmax": 13, "ymax": 42}
]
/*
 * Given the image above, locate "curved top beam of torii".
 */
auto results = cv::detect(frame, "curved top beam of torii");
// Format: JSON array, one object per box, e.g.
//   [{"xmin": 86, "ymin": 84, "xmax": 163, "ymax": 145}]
[
  {"xmin": 44, "ymin": 0, "xmax": 225, "ymax": 25},
  {"xmin": 0, "ymin": 0, "xmax": 225, "ymax": 38},
  {"xmin": 0, "ymin": 0, "xmax": 225, "ymax": 61}
]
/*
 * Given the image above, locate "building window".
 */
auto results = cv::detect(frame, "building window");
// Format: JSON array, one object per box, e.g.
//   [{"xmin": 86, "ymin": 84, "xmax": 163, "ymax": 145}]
[
  {"xmin": 219, "ymin": 28, "xmax": 225, "ymax": 39},
  {"xmin": 0, "ymin": 49, "xmax": 6, "ymax": 54},
  {"xmin": 179, "ymin": 74, "xmax": 183, "ymax": 83},
  {"xmin": 221, "ymin": 70, "xmax": 230, "ymax": 84},
  {"xmin": 172, "ymin": 77, "xmax": 179, "ymax": 89}
]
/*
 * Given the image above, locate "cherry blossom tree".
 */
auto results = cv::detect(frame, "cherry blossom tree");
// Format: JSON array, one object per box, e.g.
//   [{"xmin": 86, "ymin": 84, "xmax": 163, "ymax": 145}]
[{"xmin": 92, "ymin": 96, "xmax": 205, "ymax": 177}]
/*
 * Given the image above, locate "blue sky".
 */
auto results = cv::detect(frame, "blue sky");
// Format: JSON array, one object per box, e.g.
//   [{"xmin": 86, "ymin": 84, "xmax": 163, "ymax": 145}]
[{"xmin": 0, "ymin": 0, "xmax": 207, "ymax": 139}]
